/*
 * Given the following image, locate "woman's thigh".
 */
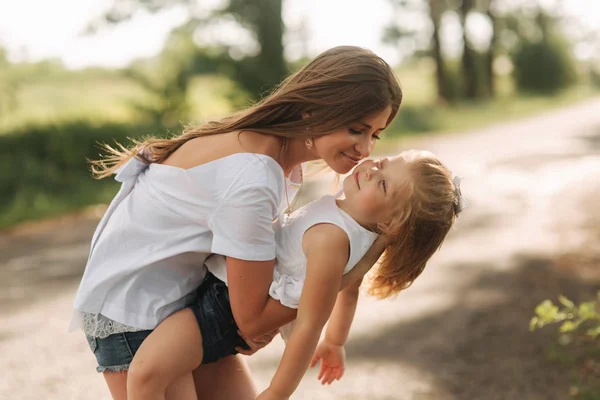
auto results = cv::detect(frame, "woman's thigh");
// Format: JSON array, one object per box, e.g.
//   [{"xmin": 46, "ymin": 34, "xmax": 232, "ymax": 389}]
[
  {"xmin": 103, "ymin": 371, "xmax": 128, "ymax": 400},
  {"xmin": 193, "ymin": 354, "xmax": 256, "ymax": 400}
]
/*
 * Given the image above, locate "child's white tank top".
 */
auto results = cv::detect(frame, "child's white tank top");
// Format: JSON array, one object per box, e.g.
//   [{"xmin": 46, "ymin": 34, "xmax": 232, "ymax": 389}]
[{"xmin": 269, "ymin": 195, "xmax": 379, "ymax": 309}]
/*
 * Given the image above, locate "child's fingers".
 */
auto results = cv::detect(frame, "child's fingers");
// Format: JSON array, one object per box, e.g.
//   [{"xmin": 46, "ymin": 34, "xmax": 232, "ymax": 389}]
[
  {"xmin": 310, "ymin": 355, "xmax": 319, "ymax": 368},
  {"xmin": 327, "ymin": 368, "xmax": 338, "ymax": 385},
  {"xmin": 322, "ymin": 369, "xmax": 334, "ymax": 385},
  {"xmin": 317, "ymin": 365, "xmax": 327, "ymax": 381}
]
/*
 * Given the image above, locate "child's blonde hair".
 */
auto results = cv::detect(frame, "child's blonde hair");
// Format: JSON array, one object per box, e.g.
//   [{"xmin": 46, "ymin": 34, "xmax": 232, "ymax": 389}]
[{"xmin": 369, "ymin": 150, "xmax": 460, "ymax": 298}]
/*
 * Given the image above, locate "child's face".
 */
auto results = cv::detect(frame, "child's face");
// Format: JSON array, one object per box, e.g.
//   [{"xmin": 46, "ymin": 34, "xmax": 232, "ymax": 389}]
[{"xmin": 341, "ymin": 154, "xmax": 412, "ymax": 228}]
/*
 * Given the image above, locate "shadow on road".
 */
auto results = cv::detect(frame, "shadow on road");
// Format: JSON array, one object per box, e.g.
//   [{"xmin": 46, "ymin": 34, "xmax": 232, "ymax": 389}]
[{"xmin": 342, "ymin": 254, "xmax": 598, "ymax": 400}]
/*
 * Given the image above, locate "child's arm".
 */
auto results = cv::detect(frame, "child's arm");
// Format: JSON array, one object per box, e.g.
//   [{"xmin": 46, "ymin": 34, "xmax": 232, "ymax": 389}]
[
  {"xmin": 309, "ymin": 277, "xmax": 362, "ymax": 385},
  {"xmin": 325, "ymin": 276, "xmax": 362, "ymax": 345},
  {"xmin": 257, "ymin": 223, "xmax": 350, "ymax": 400},
  {"xmin": 340, "ymin": 234, "xmax": 387, "ymax": 289}
]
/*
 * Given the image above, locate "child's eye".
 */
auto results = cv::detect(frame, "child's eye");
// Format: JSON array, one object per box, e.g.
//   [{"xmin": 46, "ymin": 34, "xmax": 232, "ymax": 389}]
[{"xmin": 381, "ymin": 180, "xmax": 387, "ymax": 194}]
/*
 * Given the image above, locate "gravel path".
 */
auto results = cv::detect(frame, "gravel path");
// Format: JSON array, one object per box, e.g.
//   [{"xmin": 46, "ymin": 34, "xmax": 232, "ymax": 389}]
[{"xmin": 2, "ymin": 97, "xmax": 600, "ymax": 400}]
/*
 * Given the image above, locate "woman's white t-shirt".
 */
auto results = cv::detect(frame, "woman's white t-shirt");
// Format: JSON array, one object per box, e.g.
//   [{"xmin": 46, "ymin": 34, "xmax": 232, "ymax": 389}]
[{"xmin": 71, "ymin": 153, "xmax": 301, "ymax": 334}]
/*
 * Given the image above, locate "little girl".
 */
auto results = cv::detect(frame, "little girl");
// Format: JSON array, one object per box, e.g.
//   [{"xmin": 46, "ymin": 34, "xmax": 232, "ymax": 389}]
[{"xmin": 127, "ymin": 149, "xmax": 462, "ymax": 399}]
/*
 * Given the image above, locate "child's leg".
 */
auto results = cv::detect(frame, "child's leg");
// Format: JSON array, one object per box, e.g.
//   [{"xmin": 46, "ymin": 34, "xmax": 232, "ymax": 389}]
[{"xmin": 127, "ymin": 308, "xmax": 203, "ymax": 400}]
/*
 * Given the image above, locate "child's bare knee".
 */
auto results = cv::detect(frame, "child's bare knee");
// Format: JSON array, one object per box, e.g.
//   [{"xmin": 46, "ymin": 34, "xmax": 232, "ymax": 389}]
[{"xmin": 127, "ymin": 360, "xmax": 166, "ymax": 390}]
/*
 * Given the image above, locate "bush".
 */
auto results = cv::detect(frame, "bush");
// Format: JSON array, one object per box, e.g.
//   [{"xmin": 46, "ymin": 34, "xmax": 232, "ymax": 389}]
[
  {"xmin": 0, "ymin": 121, "xmax": 167, "ymax": 227},
  {"xmin": 512, "ymin": 36, "xmax": 577, "ymax": 94},
  {"xmin": 530, "ymin": 293, "xmax": 600, "ymax": 399},
  {"xmin": 530, "ymin": 293, "xmax": 600, "ymax": 339},
  {"xmin": 387, "ymin": 105, "xmax": 442, "ymax": 135}
]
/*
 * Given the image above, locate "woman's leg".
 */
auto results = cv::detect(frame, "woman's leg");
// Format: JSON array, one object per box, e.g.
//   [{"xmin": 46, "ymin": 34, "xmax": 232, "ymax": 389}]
[
  {"xmin": 103, "ymin": 371, "xmax": 129, "ymax": 400},
  {"xmin": 193, "ymin": 355, "xmax": 257, "ymax": 400},
  {"xmin": 127, "ymin": 308, "xmax": 204, "ymax": 400},
  {"xmin": 166, "ymin": 373, "xmax": 197, "ymax": 400},
  {"xmin": 103, "ymin": 370, "xmax": 196, "ymax": 400}
]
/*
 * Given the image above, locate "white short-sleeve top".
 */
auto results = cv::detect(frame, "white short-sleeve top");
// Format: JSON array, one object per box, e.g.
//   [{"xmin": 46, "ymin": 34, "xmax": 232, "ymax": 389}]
[{"xmin": 71, "ymin": 153, "xmax": 301, "ymax": 332}]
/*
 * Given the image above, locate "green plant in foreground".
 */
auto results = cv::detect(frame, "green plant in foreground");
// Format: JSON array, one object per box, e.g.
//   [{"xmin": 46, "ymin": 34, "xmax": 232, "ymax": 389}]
[
  {"xmin": 531, "ymin": 293, "xmax": 600, "ymax": 398},
  {"xmin": 530, "ymin": 293, "xmax": 600, "ymax": 340}
]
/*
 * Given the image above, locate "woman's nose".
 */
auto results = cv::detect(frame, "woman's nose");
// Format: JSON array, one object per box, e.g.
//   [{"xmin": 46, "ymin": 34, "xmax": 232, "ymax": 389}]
[{"xmin": 355, "ymin": 136, "xmax": 374, "ymax": 158}]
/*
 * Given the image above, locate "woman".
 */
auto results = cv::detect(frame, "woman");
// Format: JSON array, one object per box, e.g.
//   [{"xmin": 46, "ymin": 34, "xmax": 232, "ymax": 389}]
[{"xmin": 71, "ymin": 45, "xmax": 403, "ymax": 399}]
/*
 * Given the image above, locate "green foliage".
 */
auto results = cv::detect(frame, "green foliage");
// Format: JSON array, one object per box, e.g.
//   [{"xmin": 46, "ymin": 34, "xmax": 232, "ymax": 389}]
[
  {"xmin": 590, "ymin": 66, "xmax": 600, "ymax": 89},
  {"xmin": 0, "ymin": 48, "xmax": 19, "ymax": 117},
  {"xmin": 94, "ymin": 0, "xmax": 287, "ymax": 100},
  {"xmin": 506, "ymin": 10, "xmax": 578, "ymax": 95},
  {"xmin": 387, "ymin": 105, "xmax": 441, "ymax": 133},
  {"xmin": 0, "ymin": 121, "xmax": 164, "ymax": 227},
  {"xmin": 530, "ymin": 293, "xmax": 600, "ymax": 340},
  {"xmin": 512, "ymin": 37, "xmax": 578, "ymax": 94},
  {"xmin": 530, "ymin": 294, "xmax": 600, "ymax": 399}
]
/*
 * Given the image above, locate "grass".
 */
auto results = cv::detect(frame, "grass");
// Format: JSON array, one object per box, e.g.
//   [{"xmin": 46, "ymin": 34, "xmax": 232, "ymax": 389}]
[{"xmin": 0, "ymin": 73, "xmax": 236, "ymax": 133}]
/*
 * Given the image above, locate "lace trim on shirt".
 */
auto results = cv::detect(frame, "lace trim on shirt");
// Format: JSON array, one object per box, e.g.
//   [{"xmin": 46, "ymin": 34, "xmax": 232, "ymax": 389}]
[{"xmin": 81, "ymin": 312, "xmax": 146, "ymax": 339}]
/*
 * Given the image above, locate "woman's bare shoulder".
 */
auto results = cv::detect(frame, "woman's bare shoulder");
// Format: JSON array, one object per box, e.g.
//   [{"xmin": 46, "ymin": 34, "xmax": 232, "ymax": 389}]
[{"xmin": 164, "ymin": 131, "xmax": 282, "ymax": 170}]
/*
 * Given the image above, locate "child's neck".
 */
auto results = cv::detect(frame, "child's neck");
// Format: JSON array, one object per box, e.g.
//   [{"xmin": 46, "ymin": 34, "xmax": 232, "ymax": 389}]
[{"xmin": 335, "ymin": 198, "xmax": 379, "ymax": 233}]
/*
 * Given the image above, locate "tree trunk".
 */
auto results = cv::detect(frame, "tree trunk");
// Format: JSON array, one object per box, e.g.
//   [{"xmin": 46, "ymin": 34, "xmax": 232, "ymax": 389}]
[
  {"xmin": 459, "ymin": 0, "xmax": 478, "ymax": 99},
  {"xmin": 485, "ymin": 0, "xmax": 497, "ymax": 98},
  {"xmin": 255, "ymin": 0, "xmax": 287, "ymax": 91},
  {"xmin": 429, "ymin": 0, "xmax": 449, "ymax": 102}
]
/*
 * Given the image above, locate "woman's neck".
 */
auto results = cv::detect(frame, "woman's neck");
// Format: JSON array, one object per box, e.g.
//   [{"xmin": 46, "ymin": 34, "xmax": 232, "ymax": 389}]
[{"xmin": 280, "ymin": 137, "xmax": 318, "ymax": 176}]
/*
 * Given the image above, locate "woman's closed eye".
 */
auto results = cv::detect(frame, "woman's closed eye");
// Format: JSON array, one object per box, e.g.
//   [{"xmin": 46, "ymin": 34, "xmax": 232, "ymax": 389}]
[{"xmin": 349, "ymin": 127, "xmax": 381, "ymax": 140}]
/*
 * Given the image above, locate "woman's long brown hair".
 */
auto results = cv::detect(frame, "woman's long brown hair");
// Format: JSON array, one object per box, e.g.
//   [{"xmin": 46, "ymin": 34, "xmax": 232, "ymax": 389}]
[{"xmin": 91, "ymin": 46, "xmax": 403, "ymax": 178}]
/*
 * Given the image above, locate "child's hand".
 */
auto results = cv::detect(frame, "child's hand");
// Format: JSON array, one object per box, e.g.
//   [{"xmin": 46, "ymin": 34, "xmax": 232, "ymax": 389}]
[
  {"xmin": 310, "ymin": 341, "xmax": 346, "ymax": 385},
  {"xmin": 256, "ymin": 387, "xmax": 289, "ymax": 400}
]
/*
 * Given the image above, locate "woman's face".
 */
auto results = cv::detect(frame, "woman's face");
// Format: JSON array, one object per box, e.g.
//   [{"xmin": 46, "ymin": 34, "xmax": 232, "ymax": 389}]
[{"xmin": 313, "ymin": 106, "xmax": 393, "ymax": 174}]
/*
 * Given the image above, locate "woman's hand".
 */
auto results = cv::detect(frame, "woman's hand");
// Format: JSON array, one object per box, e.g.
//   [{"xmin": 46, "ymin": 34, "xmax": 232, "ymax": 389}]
[
  {"xmin": 236, "ymin": 329, "xmax": 279, "ymax": 356},
  {"xmin": 256, "ymin": 387, "xmax": 289, "ymax": 400},
  {"xmin": 310, "ymin": 340, "xmax": 346, "ymax": 385}
]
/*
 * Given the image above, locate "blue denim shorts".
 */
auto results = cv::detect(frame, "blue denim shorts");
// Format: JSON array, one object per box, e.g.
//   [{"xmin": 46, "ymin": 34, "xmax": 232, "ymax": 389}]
[
  {"xmin": 86, "ymin": 273, "xmax": 249, "ymax": 372},
  {"xmin": 85, "ymin": 330, "xmax": 153, "ymax": 373},
  {"xmin": 192, "ymin": 272, "xmax": 250, "ymax": 364}
]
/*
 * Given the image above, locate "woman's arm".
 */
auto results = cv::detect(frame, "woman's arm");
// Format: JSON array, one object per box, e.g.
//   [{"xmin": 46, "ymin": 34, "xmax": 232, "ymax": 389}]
[
  {"xmin": 226, "ymin": 259, "xmax": 296, "ymax": 338},
  {"xmin": 259, "ymin": 224, "xmax": 350, "ymax": 399}
]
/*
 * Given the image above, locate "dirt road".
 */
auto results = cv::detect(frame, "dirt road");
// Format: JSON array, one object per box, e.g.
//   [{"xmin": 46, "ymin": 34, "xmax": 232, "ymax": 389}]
[{"xmin": 2, "ymin": 98, "xmax": 599, "ymax": 400}]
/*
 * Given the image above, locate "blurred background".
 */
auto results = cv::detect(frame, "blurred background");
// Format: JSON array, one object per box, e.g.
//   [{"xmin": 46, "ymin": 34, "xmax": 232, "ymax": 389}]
[{"xmin": 0, "ymin": 0, "xmax": 599, "ymax": 399}]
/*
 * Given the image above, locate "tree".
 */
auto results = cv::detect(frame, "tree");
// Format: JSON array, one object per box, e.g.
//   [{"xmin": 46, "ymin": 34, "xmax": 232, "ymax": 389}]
[
  {"xmin": 499, "ymin": 7, "xmax": 577, "ymax": 94},
  {"xmin": 384, "ymin": 0, "xmax": 453, "ymax": 103},
  {"xmin": 0, "ymin": 47, "xmax": 18, "ymax": 119},
  {"xmin": 90, "ymin": 0, "xmax": 287, "ymax": 99},
  {"xmin": 429, "ymin": 0, "xmax": 453, "ymax": 102},
  {"xmin": 484, "ymin": 0, "xmax": 498, "ymax": 97},
  {"xmin": 457, "ymin": 0, "xmax": 478, "ymax": 99}
]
